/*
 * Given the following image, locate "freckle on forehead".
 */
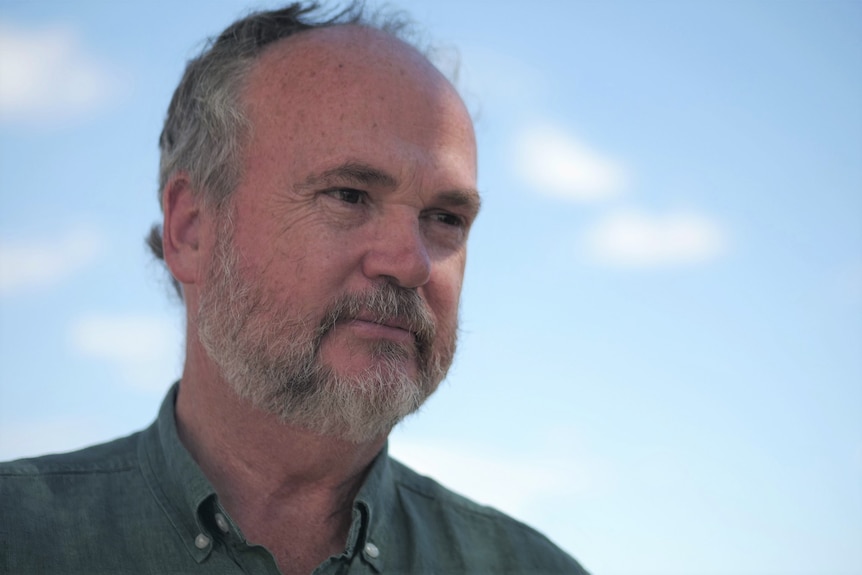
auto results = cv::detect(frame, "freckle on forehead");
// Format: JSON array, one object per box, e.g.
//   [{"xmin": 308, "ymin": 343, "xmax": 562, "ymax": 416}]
[{"xmin": 243, "ymin": 25, "xmax": 475, "ymax": 158}]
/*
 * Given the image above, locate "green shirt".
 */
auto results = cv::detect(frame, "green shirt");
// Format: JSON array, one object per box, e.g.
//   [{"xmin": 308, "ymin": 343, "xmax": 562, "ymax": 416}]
[{"xmin": 0, "ymin": 384, "xmax": 588, "ymax": 574}]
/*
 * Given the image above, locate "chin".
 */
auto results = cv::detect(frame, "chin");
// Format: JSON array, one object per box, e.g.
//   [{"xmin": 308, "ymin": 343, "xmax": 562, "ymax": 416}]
[{"xmin": 320, "ymin": 338, "xmax": 420, "ymax": 380}]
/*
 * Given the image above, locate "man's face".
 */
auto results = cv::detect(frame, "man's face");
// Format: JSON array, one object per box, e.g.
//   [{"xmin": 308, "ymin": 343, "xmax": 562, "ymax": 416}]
[{"xmin": 195, "ymin": 27, "xmax": 479, "ymax": 442}]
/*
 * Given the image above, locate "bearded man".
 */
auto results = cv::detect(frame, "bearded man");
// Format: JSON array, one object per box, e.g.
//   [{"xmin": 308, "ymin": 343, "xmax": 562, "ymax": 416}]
[{"xmin": 0, "ymin": 3, "xmax": 588, "ymax": 574}]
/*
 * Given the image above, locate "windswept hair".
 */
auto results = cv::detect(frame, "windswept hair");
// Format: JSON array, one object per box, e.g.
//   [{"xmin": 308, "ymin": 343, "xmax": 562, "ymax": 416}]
[{"xmin": 147, "ymin": 2, "xmax": 416, "ymax": 296}]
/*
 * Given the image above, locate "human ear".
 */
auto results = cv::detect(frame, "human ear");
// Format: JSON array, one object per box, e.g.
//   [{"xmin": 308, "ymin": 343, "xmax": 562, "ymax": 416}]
[{"xmin": 161, "ymin": 174, "xmax": 203, "ymax": 286}]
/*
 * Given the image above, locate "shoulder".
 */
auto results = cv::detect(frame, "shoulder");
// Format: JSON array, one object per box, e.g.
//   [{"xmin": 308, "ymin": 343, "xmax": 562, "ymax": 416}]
[
  {"xmin": 1, "ymin": 433, "xmax": 145, "ymax": 522},
  {"xmin": 0, "ymin": 432, "xmax": 174, "ymax": 573},
  {"xmin": 0, "ymin": 435, "xmax": 142, "ymax": 537},
  {"xmin": 0, "ymin": 432, "xmax": 146, "ymax": 520},
  {"xmin": 387, "ymin": 456, "xmax": 590, "ymax": 574},
  {"xmin": 0, "ymin": 432, "xmax": 140, "ymax": 478}
]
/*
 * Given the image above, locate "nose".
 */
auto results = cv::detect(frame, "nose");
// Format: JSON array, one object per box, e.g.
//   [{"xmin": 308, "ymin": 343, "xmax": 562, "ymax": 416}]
[{"xmin": 361, "ymin": 213, "xmax": 432, "ymax": 289}]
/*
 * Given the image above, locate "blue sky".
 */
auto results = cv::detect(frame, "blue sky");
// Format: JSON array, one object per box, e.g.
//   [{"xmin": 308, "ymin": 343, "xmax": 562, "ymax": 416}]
[{"xmin": 1, "ymin": 1, "xmax": 860, "ymax": 574}]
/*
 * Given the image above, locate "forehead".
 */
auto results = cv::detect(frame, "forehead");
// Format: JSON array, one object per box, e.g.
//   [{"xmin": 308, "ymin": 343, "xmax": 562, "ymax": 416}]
[
  {"xmin": 238, "ymin": 25, "xmax": 476, "ymax": 174},
  {"xmin": 246, "ymin": 24, "xmax": 461, "ymax": 108}
]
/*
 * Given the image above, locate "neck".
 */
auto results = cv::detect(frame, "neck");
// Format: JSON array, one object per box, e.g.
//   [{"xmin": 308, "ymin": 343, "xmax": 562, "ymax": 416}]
[{"xmin": 175, "ymin": 338, "xmax": 386, "ymax": 569}]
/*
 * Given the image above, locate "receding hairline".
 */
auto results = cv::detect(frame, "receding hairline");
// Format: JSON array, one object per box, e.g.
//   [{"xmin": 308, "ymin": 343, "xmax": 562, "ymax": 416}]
[
  {"xmin": 255, "ymin": 22, "xmax": 436, "ymax": 65},
  {"xmin": 245, "ymin": 23, "xmax": 462, "ymax": 106}
]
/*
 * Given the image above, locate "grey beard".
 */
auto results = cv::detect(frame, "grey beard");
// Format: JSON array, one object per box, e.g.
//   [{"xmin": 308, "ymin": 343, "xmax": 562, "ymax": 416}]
[{"xmin": 196, "ymin": 215, "xmax": 454, "ymax": 443}]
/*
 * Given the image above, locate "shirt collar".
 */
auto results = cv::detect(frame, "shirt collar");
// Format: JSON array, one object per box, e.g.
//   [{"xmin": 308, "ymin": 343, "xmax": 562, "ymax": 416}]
[
  {"xmin": 137, "ymin": 382, "xmax": 398, "ymax": 571},
  {"xmin": 138, "ymin": 382, "xmax": 218, "ymax": 563}
]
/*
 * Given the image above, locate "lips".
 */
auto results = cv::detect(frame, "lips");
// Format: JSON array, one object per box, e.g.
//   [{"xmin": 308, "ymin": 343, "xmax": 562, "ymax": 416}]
[
  {"xmin": 316, "ymin": 286, "xmax": 436, "ymax": 357},
  {"xmin": 354, "ymin": 313, "xmax": 413, "ymax": 334},
  {"xmin": 342, "ymin": 316, "xmax": 416, "ymax": 347}
]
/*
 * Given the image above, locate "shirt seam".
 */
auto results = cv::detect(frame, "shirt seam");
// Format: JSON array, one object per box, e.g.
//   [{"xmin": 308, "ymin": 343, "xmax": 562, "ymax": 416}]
[{"xmin": 0, "ymin": 464, "xmax": 137, "ymax": 476}]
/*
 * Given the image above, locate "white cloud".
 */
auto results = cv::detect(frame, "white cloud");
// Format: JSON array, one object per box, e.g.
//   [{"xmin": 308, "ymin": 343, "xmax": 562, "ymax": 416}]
[
  {"xmin": 0, "ymin": 228, "xmax": 102, "ymax": 295},
  {"xmin": 0, "ymin": 21, "xmax": 115, "ymax": 122},
  {"xmin": 389, "ymin": 437, "xmax": 600, "ymax": 521},
  {"xmin": 582, "ymin": 208, "xmax": 727, "ymax": 267},
  {"xmin": 69, "ymin": 314, "xmax": 183, "ymax": 392},
  {"xmin": 0, "ymin": 417, "xmax": 107, "ymax": 461},
  {"xmin": 515, "ymin": 123, "xmax": 627, "ymax": 201}
]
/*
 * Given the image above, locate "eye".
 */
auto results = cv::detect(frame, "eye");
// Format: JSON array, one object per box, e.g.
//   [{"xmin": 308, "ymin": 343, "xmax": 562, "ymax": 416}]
[
  {"xmin": 326, "ymin": 188, "xmax": 367, "ymax": 204},
  {"xmin": 429, "ymin": 211, "xmax": 467, "ymax": 228}
]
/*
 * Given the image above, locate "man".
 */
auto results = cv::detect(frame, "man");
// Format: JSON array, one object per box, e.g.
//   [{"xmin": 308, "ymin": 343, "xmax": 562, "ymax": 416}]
[{"xmin": 1, "ymin": 3, "xmax": 588, "ymax": 574}]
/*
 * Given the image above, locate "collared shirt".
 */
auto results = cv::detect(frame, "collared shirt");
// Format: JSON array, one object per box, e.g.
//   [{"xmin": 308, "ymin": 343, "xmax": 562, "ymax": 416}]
[{"xmin": 0, "ymin": 384, "xmax": 588, "ymax": 574}]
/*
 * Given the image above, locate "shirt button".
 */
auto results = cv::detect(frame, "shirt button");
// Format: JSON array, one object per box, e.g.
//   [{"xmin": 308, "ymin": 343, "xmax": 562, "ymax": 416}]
[
  {"xmin": 214, "ymin": 512, "xmax": 230, "ymax": 534},
  {"xmin": 364, "ymin": 542, "xmax": 380, "ymax": 559},
  {"xmin": 195, "ymin": 533, "xmax": 211, "ymax": 549}
]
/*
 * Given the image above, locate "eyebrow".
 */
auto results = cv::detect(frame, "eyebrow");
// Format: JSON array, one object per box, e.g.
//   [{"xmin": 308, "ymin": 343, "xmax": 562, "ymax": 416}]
[
  {"xmin": 300, "ymin": 160, "xmax": 482, "ymax": 216},
  {"xmin": 435, "ymin": 189, "xmax": 482, "ymax": 219},
  {"xmin": 301, "ymin": 161, "xmax": 398, "ymax": 190}
]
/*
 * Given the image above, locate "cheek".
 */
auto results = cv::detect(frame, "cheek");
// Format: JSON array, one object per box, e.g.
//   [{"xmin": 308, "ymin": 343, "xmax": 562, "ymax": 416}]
[
  {"xmin": 238, "ymin": 217, "xmax": 351, "ymax": 291},
  {"xmin": 426, "ymin": 257, "xmax": 466, "ymax": 323}
]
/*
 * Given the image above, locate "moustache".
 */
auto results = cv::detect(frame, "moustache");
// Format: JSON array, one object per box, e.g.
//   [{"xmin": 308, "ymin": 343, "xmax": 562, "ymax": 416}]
[{"xmin": 317, "ymin": 285, "xmax": 437, "ymax": 353}]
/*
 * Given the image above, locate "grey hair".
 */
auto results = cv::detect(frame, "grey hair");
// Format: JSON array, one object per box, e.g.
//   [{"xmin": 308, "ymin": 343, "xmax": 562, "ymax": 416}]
[{"xmin": 146, "ymin": 1, "xmax": 416, "ymax": 297}]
